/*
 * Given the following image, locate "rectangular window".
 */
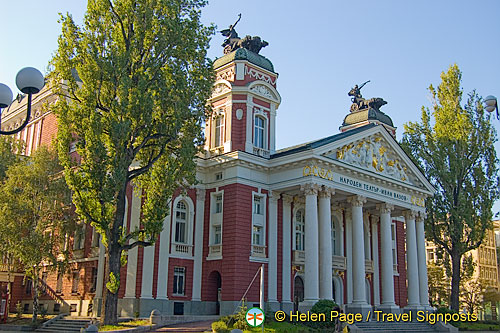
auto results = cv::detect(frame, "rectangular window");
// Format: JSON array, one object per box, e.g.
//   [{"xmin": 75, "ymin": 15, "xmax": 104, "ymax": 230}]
[
  {"xmin": 215, "ymin": 194, "xmax": 223, "ymax": 214},
  {"xmin": 253, "ymin": 197, "xmax": 262, "ymax": 215},
  {"xmin": 173, "ymin": 267, "xmax": 185, "ymax": 296},
  {"xmin": 56, "ymin": 272, "xmax": 63, "ymax": 294},
  {"xmin": 214, "ymin": 225, "xmax": 222, "ymax": 245},
  {"xmin": 254, "ymin": 116, "xmax": 265, "ymax": 149},
  {"xmin": 91, "ymin": 228, "xmax": 100, "ymax": 248},
  {"xmin": 252, "ymin": 226, "xmax": 263, "ymax": 245},
  {"xmin": 25, "ymin": 279, "xmax": 32, "ymax": 295},
  {"xmin": 72, "ymin": 271, "xmax": 80, "ymax": 294},
  {"xmin": 90, "ymin": 267, "xmax": 98, "ymax": 293},
  {"xmin": 73, "ymin": 225, "xmax": 85, "ymax": 250},
  {"xmin": 41, "ymin": 272, "xmax": 48, "ymax": 295},
  {"xmin": 214, "ymin": 116, "xmax": 224, "ymax": 147},
  {"xmin": 391, "ymin": 223, "xmax": 397, "ymax": 267}
]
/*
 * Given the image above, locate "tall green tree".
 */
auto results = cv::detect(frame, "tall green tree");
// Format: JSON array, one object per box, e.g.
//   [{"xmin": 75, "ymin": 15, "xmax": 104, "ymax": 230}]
[
  {"xmin": 402, "ymin": 64, "xmax": 499, "ymax": 311},
  {"xmin": 0, "ymin": 147, "xmax": 73, "ymax": 324},
  {"xmin": 50, "ymin": 0, "xmax": 214, "ymax": 324}
]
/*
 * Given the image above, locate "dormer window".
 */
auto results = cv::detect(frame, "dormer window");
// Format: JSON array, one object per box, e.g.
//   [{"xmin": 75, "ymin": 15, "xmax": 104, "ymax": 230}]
[
  {"xmin": 254, "ymin": 116, "xmax": 265, "ymax": 149},
  {"xmin": 214, "ymin": 115, "xmax": 224, "ymax": 148}
]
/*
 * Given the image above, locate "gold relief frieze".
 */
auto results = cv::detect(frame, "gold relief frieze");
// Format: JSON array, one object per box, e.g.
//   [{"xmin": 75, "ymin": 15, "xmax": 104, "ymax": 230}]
[{"xmin": 334, "ymin": 136, "xmax": 410, "ymax": 183}]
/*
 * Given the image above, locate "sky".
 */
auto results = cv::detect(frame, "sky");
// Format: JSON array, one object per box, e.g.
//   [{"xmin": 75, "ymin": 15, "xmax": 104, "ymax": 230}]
[{"xmin": 1, "ymin": 0, "xmax": 500, "ymax": 214}]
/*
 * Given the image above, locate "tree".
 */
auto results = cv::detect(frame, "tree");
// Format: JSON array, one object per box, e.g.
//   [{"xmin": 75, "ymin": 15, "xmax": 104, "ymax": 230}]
[
  {"xmin": 402, "ymin": 64, "xmax": 500, "ymax": 311},
  {"xmin": 49, "ymin": 0, "xmax": 214, "ymax": 325},
  {"xmin": 427, "ymin": 262, "xmax": 450, "ymax": 308},
  {"xmin": 0, "ymin": 147, "xmax": 73, "ymax": 324}
]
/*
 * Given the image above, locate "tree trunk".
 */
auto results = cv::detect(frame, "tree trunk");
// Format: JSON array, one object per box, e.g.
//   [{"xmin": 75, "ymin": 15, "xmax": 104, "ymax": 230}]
[
  {"xmin": 101, "ymin": 185, "xmax": 128, "ymax": 325},
  {"xmin": 450, "ymin": 251, "xmax": 461, "ymax": 311},
  {"xmin": 32, "ymin": 274, "xmax": 39, "ymax": 325}
]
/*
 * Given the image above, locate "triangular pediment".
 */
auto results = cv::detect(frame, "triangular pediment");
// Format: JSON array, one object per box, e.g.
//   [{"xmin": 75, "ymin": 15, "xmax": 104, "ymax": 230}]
[{"xmin": 317, "ymin": 126, "xmax": 433, "ymax": 193}]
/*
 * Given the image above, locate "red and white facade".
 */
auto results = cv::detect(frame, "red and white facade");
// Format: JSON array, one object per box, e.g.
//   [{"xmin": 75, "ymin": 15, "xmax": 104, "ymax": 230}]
[{"xmin": 1, "ymin": 49, "xmax": 435, "ymax": 317}]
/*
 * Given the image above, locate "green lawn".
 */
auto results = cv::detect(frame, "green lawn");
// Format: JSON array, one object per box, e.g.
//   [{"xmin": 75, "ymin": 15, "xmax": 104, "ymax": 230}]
[
  {"xmin": 99, "ymin": 319, "xmax": 151, "ymax": 331},
  {"xmin": 451, "ymin": 320, "xmax": 500, "ymax": 331}
]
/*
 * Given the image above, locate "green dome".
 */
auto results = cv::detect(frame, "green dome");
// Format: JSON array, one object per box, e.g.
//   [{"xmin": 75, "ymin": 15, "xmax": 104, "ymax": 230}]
[
  {"xmin": 213, "ymin": 48, "xmax": 274, "ymax": 72},
  {"xmin": 342, "ymin": 108, "xmax": 394, "ymax": 127}
]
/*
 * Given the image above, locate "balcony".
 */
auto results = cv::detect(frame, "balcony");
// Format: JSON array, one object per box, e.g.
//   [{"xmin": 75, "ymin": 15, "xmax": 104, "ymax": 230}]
[
  {"xmin": 171, "ymin": 243, "xmax": 193, "ymax": 256},
  {"xmin": 207, "ymin": 244, "xmax": 222, "ymax": 259},
  {"xmin": 293, "ymin": 250, "xmax": 305, "ymax": 264},
  {"xmin": 252, "ymin": 245, "xmax": 266, "ymax": 258},
  {"xmin": 253, "ymin": 147, "xmax": 270, "ymax": 158},
  {"xmin": 332, "ymin": 255, "xmax": 346, "ymax": 270}
]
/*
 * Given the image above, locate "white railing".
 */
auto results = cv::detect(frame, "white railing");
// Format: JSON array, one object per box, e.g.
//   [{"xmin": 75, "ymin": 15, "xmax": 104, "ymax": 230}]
[
  {"xmin": 332, "ymin": 255, "xmax": 346, "ymax": 270},
  {"xmin": 293, "ymin": 250, "xmax": 305, "ymax": 264},
  {"xmin": 253, "ymin": 147, "xmax": 270, "ymax": 158},
  {"xmin": 171, "ymin": 243, "xmax": 193, "ymax": 256},
  {"xmin": 252, "ymin": 245, "xmax": 266, "ymax": 257}
]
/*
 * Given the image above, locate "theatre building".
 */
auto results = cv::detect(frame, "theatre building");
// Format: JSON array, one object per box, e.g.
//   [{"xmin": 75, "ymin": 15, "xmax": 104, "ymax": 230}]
[{"xmin": 0, "ymin": 46, "xmax": 435, "ymax": 317}]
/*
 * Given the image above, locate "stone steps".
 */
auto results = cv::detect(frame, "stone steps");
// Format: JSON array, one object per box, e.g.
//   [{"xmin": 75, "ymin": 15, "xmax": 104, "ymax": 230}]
[{"xmin": 36, "ymin": 317, "xmax": 92, "ymax": 333}]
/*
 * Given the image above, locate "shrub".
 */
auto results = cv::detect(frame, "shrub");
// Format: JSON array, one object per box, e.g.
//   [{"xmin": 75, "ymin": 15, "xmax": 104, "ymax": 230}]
[
  {"xmin": 211, "ymin": 320, "xmax": 229, "ymax": 333},
  {"xmin": 15, "ymin": 302, "xmax": 22, "ymax": 319},
  {"xmin": 305, "ymin": 299, "xmax": 339, "ymax": 329},
  {"xmin": 233, "ymin": 319, "xmax": 249, "ymax": 330}
]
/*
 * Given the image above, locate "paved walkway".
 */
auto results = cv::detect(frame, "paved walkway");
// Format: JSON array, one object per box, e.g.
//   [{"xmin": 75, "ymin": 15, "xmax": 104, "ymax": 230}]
[{"xmin": 153, "ymin": 320, "xmax": 213, "ymax": 333}]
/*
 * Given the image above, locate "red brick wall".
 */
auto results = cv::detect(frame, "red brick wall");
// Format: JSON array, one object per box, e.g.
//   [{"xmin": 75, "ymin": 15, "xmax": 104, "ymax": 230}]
[
  {"xmin": 231, "ymin": 103, "xmax": 247, "ymax": 151},
  {"xmin": 39, "ymin": 113, "xmax": 58, "ymax": 147}
]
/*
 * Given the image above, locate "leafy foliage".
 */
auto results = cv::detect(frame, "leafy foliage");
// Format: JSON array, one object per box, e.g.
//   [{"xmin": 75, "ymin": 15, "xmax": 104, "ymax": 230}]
[
  {"xmin": 49, "ymin": 0, "xmax": 214, "ymax": 325},
  {"xmin": 0, "ymin": 146, "xmax": 74, "ymax": 324},
  {"xmin": 402, "ymin": 64, "xmax": 500, "ymax": 311}
]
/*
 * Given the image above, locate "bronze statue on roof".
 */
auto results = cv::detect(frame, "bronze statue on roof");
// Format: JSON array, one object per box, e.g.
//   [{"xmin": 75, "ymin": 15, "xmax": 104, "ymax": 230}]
[
  {"xmin": 348, "ymin": 80, "xmax": 387, "ymax": 112},
  {"xmin": 220, "ymin": 14, "xmax": 269, "ymax": 54}
]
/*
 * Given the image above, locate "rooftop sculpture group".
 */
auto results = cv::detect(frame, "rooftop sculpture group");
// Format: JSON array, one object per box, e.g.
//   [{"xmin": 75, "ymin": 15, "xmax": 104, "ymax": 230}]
[
  {"xmin": 220, "ymin": 14, "xmax": 269, "ymax": 54},
  {"xmin": 348, "ymin": 80, "xmax": 387, "ymax": 112}
]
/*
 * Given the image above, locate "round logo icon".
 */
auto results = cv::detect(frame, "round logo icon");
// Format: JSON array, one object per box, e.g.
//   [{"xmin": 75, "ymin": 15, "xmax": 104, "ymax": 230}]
[{"xmin": 246, "ymin": 307, "xmax": 265, "ymax": 327}]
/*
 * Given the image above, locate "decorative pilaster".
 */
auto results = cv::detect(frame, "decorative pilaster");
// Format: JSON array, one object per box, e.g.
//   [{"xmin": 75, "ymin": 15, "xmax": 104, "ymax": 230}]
[
  {"xmin": 156, "ymin": 201, "xmax": 172, "ymax": 300},
  {"xmin": 377, "ymin": 203, "xmax": 398, "ymax": 313},
  {"xmin": 125, "ymin": 189, "xmax": 142, "ymax": 299},
  {"xmin": 192, "ymin": 188, "xmax": 206, "ymax": 301},
  {"xmin": 141, "ymin": 245, "xmax": 155, "ymax": 299},
  {"xmin": 318, "ymin": 187, "xmax": 334, "ymax": 300},
  {"xmin": 301, "ymin": 183, "xmax": 320, "ymax": 307},
  {"xmin": 404, "ymin": 210, "xmax": 420, "ymax": 310},
  {"xmin": 416, "ymin": 213, "xmax": 430, "ymax": 308},
  {"xmin": 268, "ymin": 191, "xmax": 279, "ymax": 310},
  {"xmin": 281, "ymin": 194, "xmax": 293, "ymax": 311}
]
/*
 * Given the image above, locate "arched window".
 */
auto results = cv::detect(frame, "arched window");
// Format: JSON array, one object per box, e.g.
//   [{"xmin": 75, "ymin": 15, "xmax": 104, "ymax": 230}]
[
  {"xmin": 175, "ymin": 201, "xmax": 188, "ymax": 244},
  {"xmin": 214, "ymin": 115, "xmax": 224, "ymax": 147},
  {"xmin": 295, "ymin": 209, "xmax": 305, "ymax": 251},
  {"xmin": 254, "ymin": 116, "xmax": 265, "ymax": 149}
]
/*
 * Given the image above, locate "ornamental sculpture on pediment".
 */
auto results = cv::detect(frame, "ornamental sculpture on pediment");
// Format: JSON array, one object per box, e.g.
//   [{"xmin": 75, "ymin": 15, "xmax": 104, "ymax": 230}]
[
  {"xmin": 348, "ymin": 80, "xmax": 387, "ymax": 112},
  {"xmin": 335, "ymin": 136, "xmax": 410, "ymax": 183}
]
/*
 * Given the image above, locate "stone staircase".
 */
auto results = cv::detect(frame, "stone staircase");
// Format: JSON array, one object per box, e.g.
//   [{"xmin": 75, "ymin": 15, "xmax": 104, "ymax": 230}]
[
  {"xmin": 351, "ymin": 320, "xmax": 443, "ymax": 332},
  {"xmin": 36, "ymin": 316, "xmax": 93, "ymax": 333}
]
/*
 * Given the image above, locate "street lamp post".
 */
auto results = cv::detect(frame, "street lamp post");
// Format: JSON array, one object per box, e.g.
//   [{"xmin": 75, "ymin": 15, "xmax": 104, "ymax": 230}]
[
  {"xmin": 0, "ymin": 67, "xmax": 45, "ymax": 135},
  {"xmin": 484, "ymin": 95, "xmax": 499, "ymax": 120}
]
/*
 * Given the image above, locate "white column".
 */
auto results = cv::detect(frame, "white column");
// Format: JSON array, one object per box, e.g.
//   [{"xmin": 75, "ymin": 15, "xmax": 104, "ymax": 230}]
[
  {"xmin": 318, "ymin": 187, "xmax": 334, "ymax": 300},
  {"xmin": 302, "ymin": 183, "xmax": 320, "ymax": 305},
  {"xmin": 345, "ymin": 208, "xmax": 353, "ymax": 304},
  {"xmin": 156, "ymin": 201, "xmax": 172, "ymax": 300},
  {"xmin": 281, "ymin": 195, "xmax": 293, "ymax": 308},
  {"xmin": 416, "ymin": 213, "xmax": 430, "ymax": 308},
  {"xmin": 268, "ymin": 191, "xmax": 279, "ymax": 307},
  {"xmin": 141, "ymin": 245, "xmax": 155, "ymax": 299},
  {"xmin": 348, "ymin": 195, "xmax": 368, "ymax": 306},
  {"xmin": 371, "ymin": 216, "xmax": 380, "ymax": 306},
  {"xmin": 125, "ymin": 188, "xmax": 142, "ymax": 298},
  {"xmin": 378, "ymin": 203, "xmax": 397, "ymax": 312},
  {"xmin": 192, "ymin": 189, "xmax": 206, "ymax": 301},
  {"xmin": 95, "ymin": 240, "xmax": 106, "ymax": 299},
  {"xmin": 404, "ymin": 210, "xmax": 420, "ymax": 308}
]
